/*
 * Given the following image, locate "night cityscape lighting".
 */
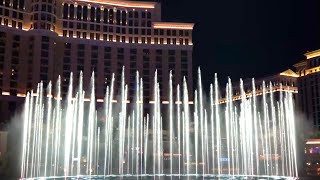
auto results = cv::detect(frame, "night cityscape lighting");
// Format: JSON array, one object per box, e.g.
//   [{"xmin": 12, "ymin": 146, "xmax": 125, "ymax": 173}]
[{"xmin": 0, "ymin": 0, "xmax": 319, "ymax": 179}]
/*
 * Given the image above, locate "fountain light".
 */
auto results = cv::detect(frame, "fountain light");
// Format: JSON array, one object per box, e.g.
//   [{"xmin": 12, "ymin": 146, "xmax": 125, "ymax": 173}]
[{"xmin": 19, "ymin": 69, "xmax": 298, "ymax": 180}]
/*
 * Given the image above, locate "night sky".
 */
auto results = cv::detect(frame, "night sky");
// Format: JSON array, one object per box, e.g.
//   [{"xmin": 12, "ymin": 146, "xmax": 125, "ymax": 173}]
[{"xmin": 143, "ymin": 0, "xmax": 320, "ymax": 89}]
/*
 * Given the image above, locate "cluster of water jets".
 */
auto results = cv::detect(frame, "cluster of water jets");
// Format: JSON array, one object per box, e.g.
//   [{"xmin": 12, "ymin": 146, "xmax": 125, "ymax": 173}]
[{"xmin": 20, "ymin": 69, "xmax": 298, "ymax": 179}]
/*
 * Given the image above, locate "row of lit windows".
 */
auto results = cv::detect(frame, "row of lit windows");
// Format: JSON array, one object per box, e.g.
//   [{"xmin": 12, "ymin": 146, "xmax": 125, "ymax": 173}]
[
  {"xmin": 63, "ymin": 3, "xmax": 151, "ymax": 25},
  {"xmin": 31, "ymin": 3, "xmax": 56, "ymax": 14},
  {"xmin": 60, "ymin": 45, "xmax": 188, "ymax": 79},
  {"xmin": 62, "ymin": 30, "xmax": 190, "ymax": 45},
  {"xmin": 31, "ymin": 22, "xmax": 55, "ymax": 31},
  {"xmin": 309, "ymin": 59, "xmax": 320, "ymax": 69},
  {"xmin": 61, "ymin": 44, "xmax": 189, "ymax": 57},
  {"xmin": 62, "ymin": 21, "xmax": 190, "ymax": 37},
  {"xmin": 0, "ymin": 32, "xmax": 4, "ymax": 90},
  {"xmin": 40, "ymin": 36, "xmax": 50, "ymax": 87},
  {"xmin": 31, "ymin": 13, "xmax": 56, "ymax": 23},
  {"xmin": 0, "ymin": 0, "xmax": 24, "ymax": 10},
  {"xmin": 31, "ymin": 0, "xmax": 55, "ymax": 5},
  {"xmin": 0, "ymin": 16, "xmax": 23, "ymax": 29},
  {"xmin": 0, "ymin": 7, "xmax": 23, "ymax": 20}
]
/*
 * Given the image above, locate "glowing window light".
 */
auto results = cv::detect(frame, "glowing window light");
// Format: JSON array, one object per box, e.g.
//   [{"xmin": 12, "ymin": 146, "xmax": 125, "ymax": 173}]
[
  {"xmin": 306, "ymin": 139, "xmax": 320, "ymax": 145},
  {"xmin": 97, "ymin": 99, "xmax": 104, "ymax": 102},
  {"xmin": 17, "ymin": 93, "xmax": 26, "ymax": 97},
  {"xmin": 2, "ymin": 92, "xmax": 10, "ymax": 95},
  {"xmin": 77, "ymin": 0, "xmax": 156, "ymax": 9},
  {"xmin": 153, "ymin": 22, "xmax": 194, "ymax": 30},
  {"xmin": 305, "ymin": 49, "xmax": 320, "ymax": 59}
]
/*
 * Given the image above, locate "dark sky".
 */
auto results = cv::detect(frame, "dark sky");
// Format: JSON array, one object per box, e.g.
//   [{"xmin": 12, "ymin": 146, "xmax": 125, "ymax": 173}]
[{"xmin": 145, "ymin": 0, "xmax": 320, "ymax": 88}]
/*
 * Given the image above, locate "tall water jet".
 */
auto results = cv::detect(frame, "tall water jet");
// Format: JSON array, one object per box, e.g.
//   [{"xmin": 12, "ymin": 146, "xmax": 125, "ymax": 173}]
[{"xmin": 19, "ymin": 68, "xmax": 299, "ymax": 180}]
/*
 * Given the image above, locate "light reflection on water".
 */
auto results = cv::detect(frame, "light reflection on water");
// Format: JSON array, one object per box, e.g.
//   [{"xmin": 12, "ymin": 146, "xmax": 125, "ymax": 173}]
[{"xmin": 23, "ymin": 174, "xmax": 296, "ymax": 180}]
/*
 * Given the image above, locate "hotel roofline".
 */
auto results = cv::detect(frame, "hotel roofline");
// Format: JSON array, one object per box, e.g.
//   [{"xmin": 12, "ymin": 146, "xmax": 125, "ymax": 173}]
[
  {"xmin": 152, "ymin": 22, "xmax": 195, "ymax": 30},
  {"xmin": 305, "ymin": 49, "xmax": 320, "ymax": 59},
  {"xmin": 75, "ymin": 0, "xmax": 158, "ymax": 8}
]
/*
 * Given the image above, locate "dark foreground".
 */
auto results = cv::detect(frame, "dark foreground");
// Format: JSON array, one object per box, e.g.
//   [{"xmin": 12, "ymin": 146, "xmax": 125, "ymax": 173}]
[
  {"xmin": 16, "ymin": 175, "xmax": 300, "ymax": 180},
  {"xmin": 2, "ymin": 175, "xmax": 320, "ymax": 179}
]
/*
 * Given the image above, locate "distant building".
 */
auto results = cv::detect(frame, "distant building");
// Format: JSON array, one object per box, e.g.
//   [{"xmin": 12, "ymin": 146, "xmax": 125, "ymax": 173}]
[
  {"xmin": 0, "ymin": 0, "xmax": 194, "ymax": 121},
  {"xmin": 294, "ymin": 50, "xmax": 320, "ymax": 131},
  {"xmin": 220, "ymin": 69, "xmax": 298, "ymax": 104},
  {"xmin": 304, "ymin": 139, "xmax": 320, "ymax": 176}
]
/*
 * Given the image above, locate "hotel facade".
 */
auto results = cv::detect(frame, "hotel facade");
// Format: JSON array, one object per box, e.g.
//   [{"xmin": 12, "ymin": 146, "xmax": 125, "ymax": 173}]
[
  {"xmin": 0, "ymin": 0, "xmax": 194, "ymax": 121},
  {"xmin": 295, "ymin": 50, "xmax": 320, "ymax": 131}
]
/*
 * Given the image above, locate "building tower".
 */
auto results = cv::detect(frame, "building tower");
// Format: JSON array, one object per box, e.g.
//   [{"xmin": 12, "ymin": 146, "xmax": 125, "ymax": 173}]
[
  {"xmin": 0, "ymin": 0, "xmax": 194, "ymax": 121},
  {"xmin": 295, "ymin": 50, "xmax": 320, "ymax": 131}
]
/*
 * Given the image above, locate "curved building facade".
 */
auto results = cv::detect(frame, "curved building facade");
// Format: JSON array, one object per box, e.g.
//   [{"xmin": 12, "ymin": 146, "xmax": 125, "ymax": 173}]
[{"xmin": 0, "ymin": 0, "xmax": 194, "ymax": 122}]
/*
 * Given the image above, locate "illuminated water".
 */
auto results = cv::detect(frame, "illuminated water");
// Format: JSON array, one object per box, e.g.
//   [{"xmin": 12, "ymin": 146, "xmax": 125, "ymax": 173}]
[{"xmin": 20, "ymin": 69, "xmax": 298, "ymax": 179}]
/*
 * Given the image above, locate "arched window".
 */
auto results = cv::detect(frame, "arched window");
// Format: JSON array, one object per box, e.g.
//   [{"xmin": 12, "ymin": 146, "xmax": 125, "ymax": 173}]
[
  {"xmin": 109, "ymin": 9, "xmax": 113, "ymax": 24},
  {"xmin": 13, "ymin": 0, "xmax": 18, "ymax": 9},
  {"xmin": 90, "ymin": 7, "xmax": 95, "ymax": 22},
  {"xmin": 116, "ymin": 10, "xmax": 121, "ymax": 25},
  {"xmin": 83, "ymin": 6, "xmax": 88, "ymax": 21},
  {"xmin": 70, "ymin": 4, "xmax": 74, "ymax": 20},
  {"xmin": 103, "ymin": 9, "xmax": 108, "ymax": 23},
  {"xmin": 5, "ymin": 0, "xmax": 10, "ymax": 7},
  {"xmin": 19, "ymin": 0, "xmax": 25, "ymax": 10},
  {"xmin": 77, "ymin": 5, "xmax": 82, "ymax": 21},
  {"xmin": 96, "ymin": 8, "xmax": 101, "ymax": 23},
  {"xmin": 63, "ymin": 4, "xmax": 68, "ymax": 19},
  {"xmin": 121, "ymin": 11, "xmax": 126, "ymax": 25}
]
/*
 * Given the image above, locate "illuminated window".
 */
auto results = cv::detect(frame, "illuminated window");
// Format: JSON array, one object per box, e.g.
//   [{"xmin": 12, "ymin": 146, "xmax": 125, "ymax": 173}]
[
  {"xmin": 70, "ymin": 4, "xmax": 74, "ymax": 20},
  {"xmin": 121, "ymin": 11, "xmax": 126, "ymax": 25},
  {"xmin": 103, "ymin": 9, "xmax": 108, "ymax": 23},
  {"xmin": 116, "ymin": 10, "xmax": 121, "ymax": 25},
  {"xmin": 4, "ymin": 0, "xmax": 10, "ymax": 7},
  {"xmin": 12, "ymin": 20, "xmax": 16, "ymax": 28},
  {"xmin": 160, "ymin": 38, "xmax": 164, "ymax": 44},
  {"xmin": 18, "ymin": 22, "xmax": 22, "ymax": 29},
  {"xmin": 96, "ymin": 8, "xmax": 101, "ymax": 23},
  {"xmin": 77, "ymin": 5, "xmax": 82, "ymax": 20},
  {"xmin": 90, "ymin": 7, "xmax": 95, "ymax": 22},
  {"xmin": 63, "ymin": 3, "xmax": 68, "ymax": 19},
  {"xmin": 83, "ymin": 6, "xmax": 88, "ymax": 21},
  {"xmin": 109, "ymin": 9, "xmax": 113, "ymax": 24},
  {"xmin": 19, "ymin": 0, "xmax": 24, "ymax": 10}
]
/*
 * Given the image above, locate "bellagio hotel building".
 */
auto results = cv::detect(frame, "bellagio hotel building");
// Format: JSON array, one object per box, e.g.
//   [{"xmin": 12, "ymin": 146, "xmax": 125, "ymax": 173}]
[{"xmin": 0, "ymin": 0, "xmax": 194, "ymax": 122}]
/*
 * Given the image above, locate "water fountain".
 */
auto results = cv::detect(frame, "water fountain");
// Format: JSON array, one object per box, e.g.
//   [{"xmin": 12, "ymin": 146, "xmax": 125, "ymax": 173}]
[{"xmin": 20, "ymin": 69, "xmax": 298, "ymax": 179}]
